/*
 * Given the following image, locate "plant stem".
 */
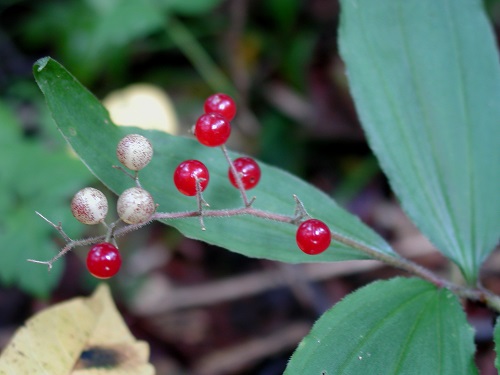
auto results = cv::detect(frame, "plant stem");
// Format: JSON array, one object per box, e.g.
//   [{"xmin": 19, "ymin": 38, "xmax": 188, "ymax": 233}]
[
  {"xmin": 220, "ymin": 145, "xmax": 251, "ymax": 207},
  {"xmin": 30, "ymin": 204, "xmax": 500, "ymax": 314}
]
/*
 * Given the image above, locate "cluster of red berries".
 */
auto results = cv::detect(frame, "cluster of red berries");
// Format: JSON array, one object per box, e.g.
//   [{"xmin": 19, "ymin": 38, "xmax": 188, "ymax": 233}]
[
  {"xmin": 174, "ymin": 93, "xmax": 261, "ymax": 195},
  {"xmin": 68, "ymin": 93, "xmax": 331, "ymax": 279}
]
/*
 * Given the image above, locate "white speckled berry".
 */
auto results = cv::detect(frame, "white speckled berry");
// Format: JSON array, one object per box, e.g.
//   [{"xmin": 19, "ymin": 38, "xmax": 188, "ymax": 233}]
[
  {"xmin": 71, "ymin": 187, "xmax": 108, "ymax": 225},
  {"xmin": 117, "ymin": 187, "xmax": 156, "ymax": 224},
  {"xmin": 116, "ymin": 134, "xmax": 153, "ymax": 171}
]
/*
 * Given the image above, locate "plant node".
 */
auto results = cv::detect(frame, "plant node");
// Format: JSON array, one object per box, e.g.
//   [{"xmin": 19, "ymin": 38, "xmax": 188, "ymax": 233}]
[{"xmin": 292, "ymin": 195, "xmax": 311, "ymax": 224}]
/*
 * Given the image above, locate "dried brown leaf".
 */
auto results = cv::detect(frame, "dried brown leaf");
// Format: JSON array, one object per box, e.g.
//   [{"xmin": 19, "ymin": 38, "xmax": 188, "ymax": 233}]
[{"xmin": 0, "ymin": 284, "xmax": 154, "ymax": 375}]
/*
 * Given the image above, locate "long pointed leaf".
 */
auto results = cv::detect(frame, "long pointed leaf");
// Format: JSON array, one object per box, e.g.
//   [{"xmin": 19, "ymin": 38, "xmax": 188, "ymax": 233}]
[
  {"xmin": 339, "ymin": 0, "xmax": 500, "ymax": 283},
  {"xmin": 33, "ymin": 57, "xmax": 394, "ymax": 264}
]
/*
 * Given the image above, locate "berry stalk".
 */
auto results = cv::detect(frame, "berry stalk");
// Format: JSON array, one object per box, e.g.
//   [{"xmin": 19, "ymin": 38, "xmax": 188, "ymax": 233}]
[
  {"xmin": 29, "ymin": 197, "xmax": 500, "ymax": 312},
  {"xmin": 27, "ymin": 94, "xmax": 500, "ymax": 314},
  {"xmin": 221, "ymin": 145, "xmax": 252, "ymax": 207}
]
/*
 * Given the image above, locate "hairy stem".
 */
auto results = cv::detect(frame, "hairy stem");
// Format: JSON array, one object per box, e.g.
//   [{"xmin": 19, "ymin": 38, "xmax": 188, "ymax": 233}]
[{"xmin": 30, "ymin": 202, "xmax": 500, "ymax": 313}]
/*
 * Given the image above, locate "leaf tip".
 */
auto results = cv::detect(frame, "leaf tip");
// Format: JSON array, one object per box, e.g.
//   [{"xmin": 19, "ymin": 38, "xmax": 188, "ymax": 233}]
[{"xmin": 34, "ymin": 57, "xmax": 51, "ymax": 72}]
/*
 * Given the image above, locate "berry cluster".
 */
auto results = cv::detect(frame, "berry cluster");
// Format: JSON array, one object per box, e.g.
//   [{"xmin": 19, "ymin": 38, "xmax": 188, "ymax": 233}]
[
  {"xmin": 175, "ymin": 94, "xmax": 261, "ymax": 198},
  {"xmin": 69, "ymin": 134, "xmax": 156, "ymax": 278},
  {"xmin": 29, "ymin": 93, "xmax": 332, "ymax": 279}
]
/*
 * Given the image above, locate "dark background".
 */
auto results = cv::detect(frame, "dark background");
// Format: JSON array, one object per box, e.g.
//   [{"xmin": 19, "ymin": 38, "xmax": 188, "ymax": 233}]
[{"xmin": 1, "ymin": 0, "xmax": 499, "ymax": 373}]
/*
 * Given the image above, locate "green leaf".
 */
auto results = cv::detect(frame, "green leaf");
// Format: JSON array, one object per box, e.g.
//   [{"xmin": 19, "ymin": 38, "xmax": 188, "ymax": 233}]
[
  {"xmin": 0, "ymin": 102, "xmax": 20, "ymax": 144},
  {"xmin": 2, "ymin": 206, "xmax": 63, "ymax": 297},
  {"xmin": 264, "ymin": 0, "xmax": 301, "ymax": 31},
  {"xmin": 0, "ymin": 133, "xmax": 92, "ymax": 297},
  {"xmin": 1, "ymin": 151, "xmax": 91, "ymax": 297},
  {"xmin": 159, "ymin": 0, "xmax": 224, "ymax": 15},
  {"xmin": 23, "ymin": 0, "xmax": 164, "ymax": 83},
  {"xmin": 33, "ymin": 57, "xmax": 395, "ymax": 264},
  {"xmin": 285, "ymin": 278, "xmax": 478, "ymax": 375},
  {"xmin": 85, "ymin": 0, "xmax": 164, "ymax": 48},
  {"xmin": 338, "ymin": 0, "xmax": 500, "ymax": 283}
]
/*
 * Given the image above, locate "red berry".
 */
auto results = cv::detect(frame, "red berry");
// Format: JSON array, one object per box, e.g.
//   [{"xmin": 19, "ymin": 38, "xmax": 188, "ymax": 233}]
[
  {"xmin": 86, "ymin": 242, "xmax": 122, "ymax": 279},
  {"xmin": 204, "ymin": 93, "xmax": 237, "ymax": 121},
  {"xmin": 296, "ymin": 219, "xmax": 331, "ymax": 255},
  {"xmin": 195, "ymin": 113, "xmax": 231, "ymax": 147},
  {"xmin": 173, "ymin": 160, "xmax": 210, "ymax": 196},
  {"xmin": 228, "ymin": 157, "xmax": 261, "ymax": 190}
]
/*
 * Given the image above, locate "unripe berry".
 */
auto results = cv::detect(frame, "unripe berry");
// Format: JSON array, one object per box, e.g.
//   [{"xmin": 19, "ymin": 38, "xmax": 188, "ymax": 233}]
[
  {"xmin": 117, "ymin": 187, "xmax": 156, "ymax": 224},
  {"xmin": 71, "ymin": 187, "xmax": 108, "ymax": 225},
  {"xmin": 116, "ymin": 134, "xmax": 153, "ymax": 171}
]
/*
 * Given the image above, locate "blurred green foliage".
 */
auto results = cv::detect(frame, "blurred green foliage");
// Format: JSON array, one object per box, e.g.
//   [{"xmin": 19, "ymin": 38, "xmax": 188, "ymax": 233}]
[
  {"xmin": 4, "ymin": 0, "xmax": 340, "ymax": 167},
  {"xmin": 0, "ymin": 98, "xmax": 92, "ymax": 297},
  {"xmin": 3, "ymin": 0, "xmax": 498, "ymax": 297},
  {"xmin": 1, "ymin": 0, "xmax": 230, "ymax": 297},
  {"xmin": 16, "ymin": 0, "xmax": 225, "ymax": 85}
]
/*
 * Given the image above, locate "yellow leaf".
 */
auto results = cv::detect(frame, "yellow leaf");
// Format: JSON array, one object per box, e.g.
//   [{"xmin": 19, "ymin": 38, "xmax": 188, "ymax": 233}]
[
  {"xmin": 0, "ymin": 284, "xmax": 155, "ymax": 375},
  {"xmin": 103, "ymin": 84, "xmax": 179, "ymax": 135}
]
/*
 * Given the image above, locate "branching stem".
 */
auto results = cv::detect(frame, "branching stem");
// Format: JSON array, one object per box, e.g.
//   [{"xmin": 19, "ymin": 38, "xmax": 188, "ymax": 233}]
[
  {"xmin": 29, "ymin": 149, "xmax": 500, "ymax": 314},
  {"xmin": 29, "ymin": 202, "xmax": 500, "ymax": 312}
]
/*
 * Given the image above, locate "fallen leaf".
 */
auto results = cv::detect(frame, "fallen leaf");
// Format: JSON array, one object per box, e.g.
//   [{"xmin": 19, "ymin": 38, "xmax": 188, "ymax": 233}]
[
  {"xmin": 103, "ymin": 83, "xmax": 179, "ymax": 135},
  {"xmin": 0, "ymin": 284, "xmax": 155, "ymax": 375}
]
